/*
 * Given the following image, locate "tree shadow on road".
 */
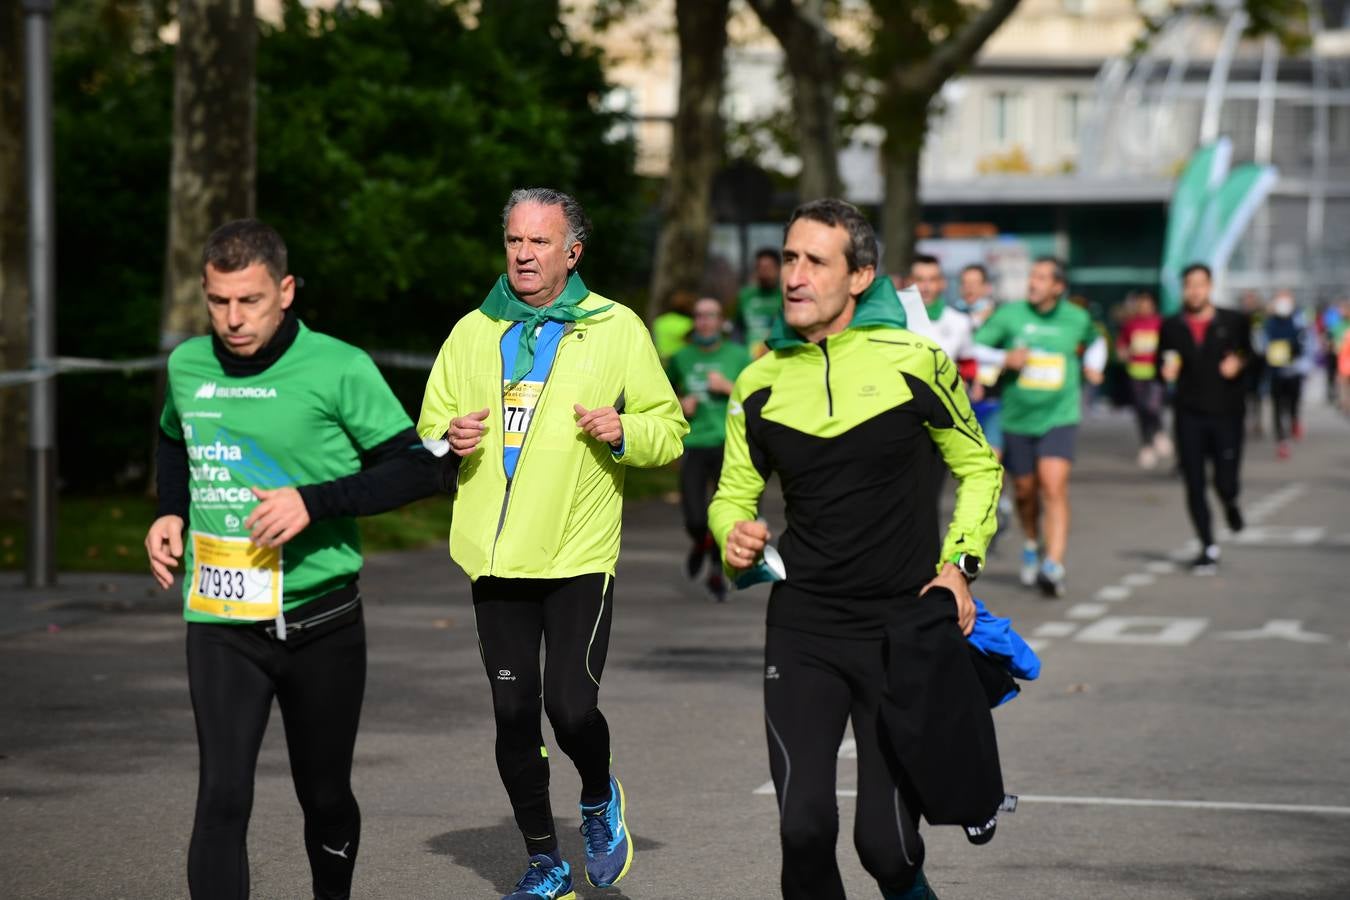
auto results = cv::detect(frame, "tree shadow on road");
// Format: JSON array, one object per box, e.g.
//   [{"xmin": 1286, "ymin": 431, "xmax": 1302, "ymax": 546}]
[{"xmin": 427, "ymin": 818, "xmax": 660, "ymax": 898}]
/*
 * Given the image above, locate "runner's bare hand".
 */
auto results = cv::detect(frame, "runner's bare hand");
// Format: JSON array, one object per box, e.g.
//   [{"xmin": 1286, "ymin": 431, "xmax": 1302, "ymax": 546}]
[
  {"xmin": 725, "ymin": 520, "xmax": 770, "ymax": 571},
  {"xmin": 706, "ymin": 371, "xmax": 735, "ymax": 396},
  {"xmin": 574, "ymin": 404, "xmax": 624, "ymax": 448},
  {"xmin": 145, "ymin": 515, "xmax": 185, "ymax": 590},
  {"xmin": 1004, "ymin": 347, "xmax": 1029, "ymax": 371},
  {"xmin": 921, "ymin": 563, "xmax": 976, "ymax": 636},
  {"xmin": 246, "ymin": 487, "xmax": 311, "ymax": 548},
  {"xmin": 449, "ymin": 408, "xmax": 490, "ymax": 457}
]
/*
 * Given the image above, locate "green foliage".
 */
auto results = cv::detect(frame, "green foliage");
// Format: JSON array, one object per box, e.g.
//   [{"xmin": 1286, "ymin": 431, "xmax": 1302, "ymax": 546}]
[
  {"xmin": 51, "ymin": 8, "xmax": 173, "ymax": 491},
  {"xmin": 258, "ymin": 0, "xmax": 641, "ymax": 355},
  {"xmin": 49, "ymin": 0, "xmax": 641, "ymax": 490}
]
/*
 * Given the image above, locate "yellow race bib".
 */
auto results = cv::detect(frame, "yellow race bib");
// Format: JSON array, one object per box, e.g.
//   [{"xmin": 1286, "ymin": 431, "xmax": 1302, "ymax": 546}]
[
  {"xmin": 1130, "ymin": 330, "xmax": 1159, "ymax": 355},
  {"xmin": 502, "ymin": 380, "xmax": 544, "ymax": 449},
  {"xmin": 187, "ymin": 532, "xmax": 283, "ymax": 621},
  {"xmin": 1266, "ymin": 339, "xmax": 1292, "ymax": 367},
  {"xmin": 1018, "ymin": 352, "xmax": 1067, "ymax": 391}
]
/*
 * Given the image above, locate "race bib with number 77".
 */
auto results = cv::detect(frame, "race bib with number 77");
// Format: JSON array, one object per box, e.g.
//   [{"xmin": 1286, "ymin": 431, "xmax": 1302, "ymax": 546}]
[{"xmin": 187, "ymin": 532, "xmax": 283, "ymax": 621}]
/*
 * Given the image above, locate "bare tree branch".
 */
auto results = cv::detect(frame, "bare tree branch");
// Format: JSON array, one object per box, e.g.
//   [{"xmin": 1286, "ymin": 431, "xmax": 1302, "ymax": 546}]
[{"xmin": 898, "ymin": 0, "xmax": 1022, "ymax": 98}]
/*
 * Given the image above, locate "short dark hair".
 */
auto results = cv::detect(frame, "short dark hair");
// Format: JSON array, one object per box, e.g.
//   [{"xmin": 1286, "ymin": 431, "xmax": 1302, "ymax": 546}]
[
  {"xmin": 754, "ymin": 247, "xmax": 781, "ymax": 265},
  {"xmin": 202, "ymin": 219, "xmax": 288, "ymax": 283},
  {"xmin": 1182, "ymin": 262, "xmax": 1212, "ymax": 281},
  {"xmin": 1034, "ymin": 256, "xmax": 1067, "ymax": 285},
  {"xmin": 961, "ymin": 263, "xmax": 989, "ymax": 282},
  {"xmin": 911, "ymin": 253, "xmax": 941, "ymax": 269},
  {"xmin": 784, "ymin": 199, "xmax": 878, "ymax": 273}
]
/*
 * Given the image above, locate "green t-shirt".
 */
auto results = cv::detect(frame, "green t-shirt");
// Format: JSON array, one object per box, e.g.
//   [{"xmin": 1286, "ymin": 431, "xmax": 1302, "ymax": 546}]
[
  {"xmin": 160, "ymin": 323, "xmax": 412, "ymax": 624},
  {"xmin": 736, "ymin": 284, "xmax": 781, "ymax": 354},
  {"xmin": 974, "ymin": 299, "xmax": 1099, "ymax": 436},
  {"xmin": 652, "ymin": 311, "xmax": 693, "ymax": 363},
  {"xmin": 667, "ymin": 340, "xmax": 752, "ymax": 448}
]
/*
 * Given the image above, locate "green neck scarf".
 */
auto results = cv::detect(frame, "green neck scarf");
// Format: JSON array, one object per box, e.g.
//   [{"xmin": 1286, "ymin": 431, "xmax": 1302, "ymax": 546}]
[
  {"xmin": 765, "ymin": 275, "xmax": 908, "ymax": 351},
  {"xmin": 925, "ymin": 294, "xmax": 946, "ymax": 322},
  {"xmin": 480, "ymin": 272, "xmax": 611, "ymax": 383}
]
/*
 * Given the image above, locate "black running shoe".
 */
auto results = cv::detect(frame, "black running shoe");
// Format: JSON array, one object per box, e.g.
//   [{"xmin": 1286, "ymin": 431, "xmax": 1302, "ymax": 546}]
[
  {"xmin": 684, "ymin": 541, "xmax": 705, "ymax": 581},
  {"xmin": 1190, "ymin": 546, "xmax": 1219, "ymax": 575},
  {"xmin": 1224, "ymin": 504, "xmax": 1244, "ymax": 534}
]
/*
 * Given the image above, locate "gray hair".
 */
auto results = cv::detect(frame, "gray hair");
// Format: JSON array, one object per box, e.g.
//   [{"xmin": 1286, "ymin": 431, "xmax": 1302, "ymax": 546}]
[
  {"xmin": 502, "ymin": 188, "xmax": 591, "ymax": 249},
  {"xmin": 784, "ymin": 199, "xmax": 878, "ymax": 273}
]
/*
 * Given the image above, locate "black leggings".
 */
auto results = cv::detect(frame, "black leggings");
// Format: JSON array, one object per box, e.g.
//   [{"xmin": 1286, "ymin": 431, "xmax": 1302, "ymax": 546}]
[
  {"xmin": 186, "ymin": 613, "xmax": 366, "ymax": 900},
  {"xmin": 1130, "ymin": 378, "xmax": 1165, "ymax": 445},
  {"xmin": 764, "ymin": 625, "xmax": 924, "ymax": 900},
  {"xmin": 680, "ymin": 445, "xmax": 723, "ymax": 541},
  {"xmin": 472, "ymin": 574, "xmax": 614, "ymax": 856},
  {"xmin": 1174, "ymin": 409, "xmax": 1243, "ymax": 547},
  {"xmin": 1270, "ymin": 375, "xmax": 1303, "ymax": 442}
]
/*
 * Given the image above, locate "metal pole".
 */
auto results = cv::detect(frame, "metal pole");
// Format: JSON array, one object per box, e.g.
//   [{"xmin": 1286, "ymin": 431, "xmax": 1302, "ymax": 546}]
[{"xmin": 23, "ymin": 0, "xmax": 56, "ymax": 588}]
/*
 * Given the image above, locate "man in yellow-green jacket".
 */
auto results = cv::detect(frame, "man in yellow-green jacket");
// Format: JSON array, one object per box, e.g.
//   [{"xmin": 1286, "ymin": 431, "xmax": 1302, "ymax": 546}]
[{"xmin": 418, "ymin": 188, "xmax": 686, "ymax": 900}]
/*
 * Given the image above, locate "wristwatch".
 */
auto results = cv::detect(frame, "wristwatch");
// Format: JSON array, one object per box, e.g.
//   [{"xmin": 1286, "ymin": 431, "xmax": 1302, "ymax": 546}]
[{"xmin": 951, "ymin": 552, "xmax": 983, "ymax": 583}]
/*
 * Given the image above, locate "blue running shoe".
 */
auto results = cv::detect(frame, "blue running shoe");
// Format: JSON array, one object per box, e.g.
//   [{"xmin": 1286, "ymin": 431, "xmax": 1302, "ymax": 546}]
[
  {"xmin": 579, "ymin": 774, "xmax": 632, "ymax": 887},
  {"xmin": 1019, "ymin": 542, "xmax": 1040, "ymax": 587},
  {"xmin": 881, "ymin": 867, "xmax": 939, "ymax": 899},
  {"xmin": 502, "ymin": 854, "xmax": 575, "ymax": 900}
]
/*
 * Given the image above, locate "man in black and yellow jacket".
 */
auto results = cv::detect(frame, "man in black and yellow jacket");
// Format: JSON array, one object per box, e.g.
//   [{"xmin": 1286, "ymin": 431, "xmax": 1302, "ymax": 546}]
[{"xmin": 709, "ymin": 200, "xmax": 1002, "ymax": 900}]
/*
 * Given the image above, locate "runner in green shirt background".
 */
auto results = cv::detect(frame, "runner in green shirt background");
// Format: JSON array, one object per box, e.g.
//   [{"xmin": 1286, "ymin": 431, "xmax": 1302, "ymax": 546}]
[
  {"xmin": 734, "ymin": 247, "xmax": 782, "ymax": 359},
  {"xmin": 667, "ymin": 297, "xmax": 751, "ymax": 601},
  {"xmin": 974, "ymin": 257, "xmax": 1106, "ymax": 599}
]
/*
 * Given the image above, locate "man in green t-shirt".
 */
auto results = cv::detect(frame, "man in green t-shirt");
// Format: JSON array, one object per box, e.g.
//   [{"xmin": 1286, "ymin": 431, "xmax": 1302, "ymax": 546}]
[
  {"xmin": 735, "ymin": 247, "xmax": 782, "ymax": 359},
  {"xmin": 667, "ymin": 297, "xmax": 751, "ymax": 601},
  {"xmin": 143, "ymin": 219, "xmax": 447, "ymax": 900},
  {"xmin": 974, "ymin": 257, "xmax": 1105, "ymax": 598}
]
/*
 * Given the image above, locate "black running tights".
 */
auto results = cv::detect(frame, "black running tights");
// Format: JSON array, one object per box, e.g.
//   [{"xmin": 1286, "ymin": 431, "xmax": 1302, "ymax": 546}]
[
  {"xmin": 186, "ymin": 616, "xmax": 366, "ymax": 900},
  {"xmin": 472, "ymin": 574, "xmax": 614, "ymax": 857},
  {"xmin": 764, "ymin": 625, "xmax": 925, "ymax": 900},
  {"xmin": 1174, "ymin": 409, "xmax": 1243, "ymax": 547}
]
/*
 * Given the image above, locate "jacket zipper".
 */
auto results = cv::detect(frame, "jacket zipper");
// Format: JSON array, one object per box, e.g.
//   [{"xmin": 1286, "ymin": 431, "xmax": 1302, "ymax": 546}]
[
  {"xmin": 820, "ymin": 338, "xmax": 834, "ymax": 416},
  {"xmin": 489, "ymin": 322, "xmax": 570, "ymax": 572}
]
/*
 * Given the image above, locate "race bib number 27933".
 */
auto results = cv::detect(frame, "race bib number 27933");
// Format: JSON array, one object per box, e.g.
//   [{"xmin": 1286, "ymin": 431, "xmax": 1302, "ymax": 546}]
[{"xmin": 187, "ymin": 532, "xmax": 282, "ymax": 621}]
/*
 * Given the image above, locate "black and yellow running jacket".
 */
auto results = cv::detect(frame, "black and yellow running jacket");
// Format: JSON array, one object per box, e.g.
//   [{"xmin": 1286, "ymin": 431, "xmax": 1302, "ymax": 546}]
[{"xmin": 708, "ymin": 276, "xmax": 1003, "ymax": 637}]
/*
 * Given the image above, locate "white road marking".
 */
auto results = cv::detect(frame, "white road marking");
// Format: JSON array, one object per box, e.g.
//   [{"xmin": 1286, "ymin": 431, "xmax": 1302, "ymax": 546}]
[
  {"xmin": 1095, "ymin": 586, "xmax": 1131, "ymax": 602},
  {"xmin": 1144, "ymin": 561, "xmax": 1177, "ymax": 575},
  {"xmin": 1233, "ymin": 526, "xmax": 1326, "ymax": 546},
  {"xmin": 1067, "ymin": 603, "xmax": 1108, "ymax": 619},
  {"xmin": 1121, "ymin": 572, "xmax": 1156, "ymax": 587},
  {"xmin": 1215, "ymin": 620, "xmax": 1333, "ymax": 643},
  {"xmin": 1024, "ymin": 638, "xmax": 1050, "ymax": 652},
  {"xmin": 753, "ymin": 787, "xmax": 1350, "ymax": 815},
  {"xmin": 1033, "ymin": 622, "xmax": 1078, "ymax": 638},
  {"xmin": 1013, "ymin": 794, "xmax": 1350, "ymax": 816},
  {"xmin": 1074, "ymin": 616, "xmax": 1210, "ymax": 646}
]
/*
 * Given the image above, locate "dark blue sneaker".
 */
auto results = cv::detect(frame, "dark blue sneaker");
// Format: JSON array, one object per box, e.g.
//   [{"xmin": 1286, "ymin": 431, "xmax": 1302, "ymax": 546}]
[
  {"xmin": 502, "ymin": 854, "xmax": 575, "ymax": 900},
  {"xmin": 882, "ymin": 867, "xmax": 939, "ymax": 899},
  {"xmin": 579, "ymin": 774, "xmax": 632, "ymax": 887}
]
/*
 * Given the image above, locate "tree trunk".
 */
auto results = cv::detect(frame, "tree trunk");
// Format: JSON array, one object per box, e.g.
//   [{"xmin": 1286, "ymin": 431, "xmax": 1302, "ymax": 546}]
[
  {"xmin": 880, "ymin": 100, "xmax": 929, "ymax": 276},
  {"xmin": 791, "ymin": 63, "xmax": 843, "ymax": 201},
  {"xmin": 0, "ymin": 1, "xmax": 28, "ymax": 522},
  {"xmin": 746, "ymin": 0, "xmax": 843, "ymax": 201},
  {"xmin": 159, "ymin": 0, "xmax": 257, "ymax": 351},
  {"xmin": 647, "ymin": 0, "xmax": 729, "ymax": 323}
]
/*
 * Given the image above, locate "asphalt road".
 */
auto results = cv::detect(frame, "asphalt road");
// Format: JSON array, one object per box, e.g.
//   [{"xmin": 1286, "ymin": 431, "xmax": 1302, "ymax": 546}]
[{"xmin": 3, "ymin": 404, "xmax": 1349, "ymax": 899}]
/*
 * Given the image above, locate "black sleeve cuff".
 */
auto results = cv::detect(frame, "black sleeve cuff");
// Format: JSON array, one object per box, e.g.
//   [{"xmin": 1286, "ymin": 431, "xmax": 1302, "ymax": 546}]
[{"xmin": 155, "ymin": 430, "xmax": 191, "ymax": 520}]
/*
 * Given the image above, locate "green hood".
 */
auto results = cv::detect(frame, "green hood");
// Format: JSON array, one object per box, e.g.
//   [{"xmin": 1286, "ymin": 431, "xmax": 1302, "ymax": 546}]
[{"xmin": 765, "ymin": 275, "xmax": 909, "ymax": 351}]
